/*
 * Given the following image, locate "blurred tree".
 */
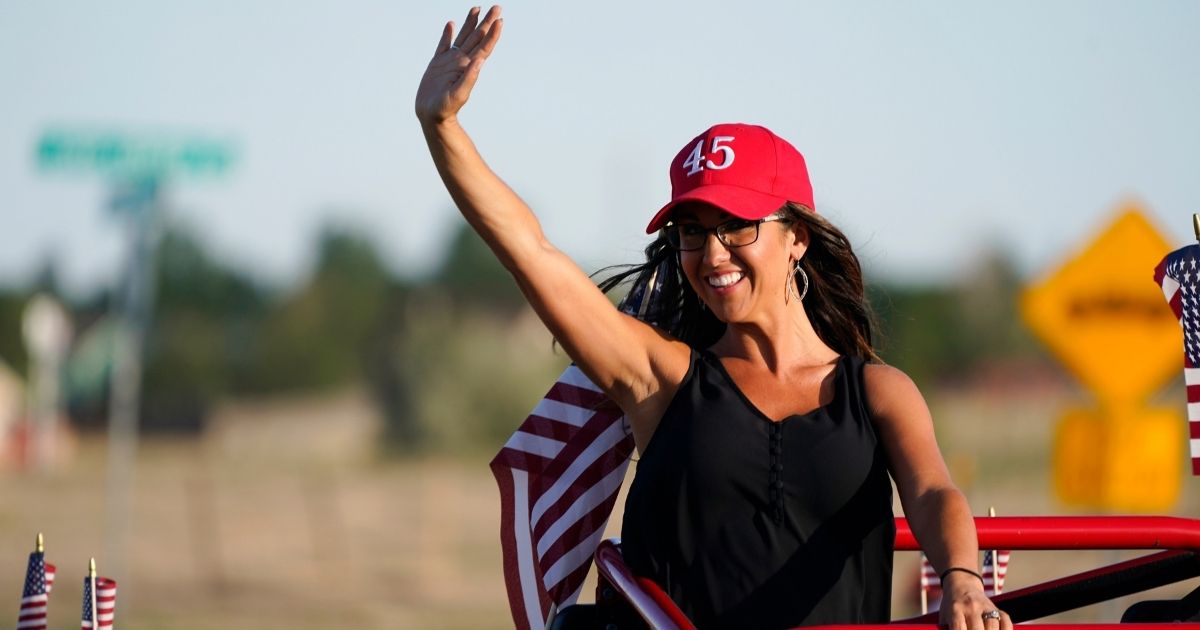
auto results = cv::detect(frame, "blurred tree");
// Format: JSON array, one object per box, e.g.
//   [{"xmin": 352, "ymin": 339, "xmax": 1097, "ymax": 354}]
[
  {"xmin": 435, "ymin": 223, "xmax": 526, "ymax": 313},
  {"xmin": 367, "ymin": 295, "xmax": 421, "ymax": 451},
  {"xmin": 0, "ymin": 289, "xmax": 32, "ymax": 375},
  {"xmin": 0, "ymin": 259, "xmax": 63, "ymax": 376},
  {"xmin": 373, "ymin": 221, "xmax": 566, "ymax": 453},
  {"xmin": 952, "ymin": 246, "xmax": 1039, "ymax": 363},
  {"xmin": 870, "ymin": 283, "xmax": 969, "ymax": 385},
  {"xmin": 69, "ymin": 225, "xmax": 273, "ymax": 432},
  {"xmin": 869, "ymin": 246, "xmax": 1040, "ymax": 386},
  {"xmin": 397, "ymin": 298, "xmax": 567, "ymax": 452},
  {"xmin": 151, "ymin": 227, "xmax": 269, "ymax": 397},
  {"xmin": 30, "ymin": 256, "xmax": 62, "ymax": 297},
  {"xmin": 247, "ymin": 225, "xmax": 395, "ymax": 392}
]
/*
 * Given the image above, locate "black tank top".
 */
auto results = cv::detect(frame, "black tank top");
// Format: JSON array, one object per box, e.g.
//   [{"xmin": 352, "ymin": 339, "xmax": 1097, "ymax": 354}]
[{"xmin": 621, "ymin": 350, "xmax": 894, "ymax": 629}]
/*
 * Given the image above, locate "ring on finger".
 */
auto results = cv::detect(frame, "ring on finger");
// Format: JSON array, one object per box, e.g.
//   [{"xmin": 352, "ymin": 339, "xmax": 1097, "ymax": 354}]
[{"xmin": 982, "ymin": 610, "xmax": 1002, "ymax": 621}]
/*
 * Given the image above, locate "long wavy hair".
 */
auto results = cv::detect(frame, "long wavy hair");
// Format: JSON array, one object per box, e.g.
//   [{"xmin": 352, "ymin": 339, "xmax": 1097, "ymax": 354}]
[{"xmin": 596, "ymin": 202, "xmax": 881, "ymax": 361}]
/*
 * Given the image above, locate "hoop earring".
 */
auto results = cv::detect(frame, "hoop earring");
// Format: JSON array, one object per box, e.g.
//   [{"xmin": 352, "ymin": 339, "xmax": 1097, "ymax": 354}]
[{"xmin": 787, "ymin": 260, "xmax": 809, "ymax": 303}]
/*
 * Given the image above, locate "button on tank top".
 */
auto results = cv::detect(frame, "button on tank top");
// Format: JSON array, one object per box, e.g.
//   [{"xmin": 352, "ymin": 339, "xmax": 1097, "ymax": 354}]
[{"xmin": 621, "ymin": 350, "xmax": 894, "ymax": 629}]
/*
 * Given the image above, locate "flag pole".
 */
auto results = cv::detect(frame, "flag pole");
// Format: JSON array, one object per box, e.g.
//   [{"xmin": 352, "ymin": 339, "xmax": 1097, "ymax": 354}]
[
  {"xmin": 988, "ymin": 507, "xmax": 998, "ymax": 595},
  {"xmin": 36, "ymin": 532, "xmax": 44, "ymax": 554},
  {"xmin": 89, "ymin": 558, "xmax": 98, "ymax": 629},
  {"xmin": 1192, "ymin": 214, "xmax": 1199, "ymax": 241}
]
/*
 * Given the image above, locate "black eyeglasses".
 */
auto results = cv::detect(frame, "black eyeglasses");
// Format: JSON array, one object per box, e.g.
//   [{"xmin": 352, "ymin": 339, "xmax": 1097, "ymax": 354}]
[{"xmin": 664, "ymin": 216, "xmax": 789, "ymax": 251}]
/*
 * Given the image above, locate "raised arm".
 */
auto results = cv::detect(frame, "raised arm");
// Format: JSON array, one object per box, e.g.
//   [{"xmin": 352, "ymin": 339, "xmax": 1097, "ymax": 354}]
[
  {"xmin": 413, "ymin": 7, "xmax": 687, "ymax": 443},
  {"xmin": 864, "ymin": 365, "xmax": 1012, "ymax": 630}
]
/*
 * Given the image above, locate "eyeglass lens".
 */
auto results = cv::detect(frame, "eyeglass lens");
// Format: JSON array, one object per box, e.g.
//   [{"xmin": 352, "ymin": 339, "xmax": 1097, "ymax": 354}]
[{"xmin": 668, "ymin": 220, "xmax": 761, "ymax": 251}]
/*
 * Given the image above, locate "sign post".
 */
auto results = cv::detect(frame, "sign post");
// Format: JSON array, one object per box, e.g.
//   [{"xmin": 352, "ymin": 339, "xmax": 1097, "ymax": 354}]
[
  {"xmin": 1022, "ymin": 204, "xmax": 1182, "ymax": 511},
  {"xmin": 34, "ymin": 128, "xmax": 234, "ymax": 587}
]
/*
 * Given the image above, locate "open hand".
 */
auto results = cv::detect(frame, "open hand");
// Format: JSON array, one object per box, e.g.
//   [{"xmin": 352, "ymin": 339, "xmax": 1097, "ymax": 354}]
[{"xmin": 415, "ymin": 5, "xmax": 503, "ymax": 126}]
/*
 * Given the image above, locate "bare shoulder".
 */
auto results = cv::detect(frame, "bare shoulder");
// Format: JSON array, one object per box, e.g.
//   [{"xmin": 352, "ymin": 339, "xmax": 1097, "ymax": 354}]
[{"xmin": 862, "ymin": 362, "xmax": 931, "ymax": 425}]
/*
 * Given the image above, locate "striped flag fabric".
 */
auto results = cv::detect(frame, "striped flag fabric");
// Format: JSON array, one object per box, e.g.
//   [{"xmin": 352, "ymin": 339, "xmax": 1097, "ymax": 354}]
[
  {"xmin": 17, "ymin": 552, "xmax": 55, "ymax": 630},
  {"xmin": 490, "ymin": 262, "xmax": 669, "ymax": 629},
  {"xmin": 80, "ymin": 576, "xmax": 117, "ymax": 629},
  {"xmin": 918, "ymin": 553, "xmax": 941, "ymax": 614},
  {"xmin": 1154, "ymin": 244, "xmax": 1200, "ymax": 475},
  {"xmin": 491, "ymin": 366, "xmax": 634, "ymax": 629},
  {"xmin": 982, "ymin": 549, "xmax": 1010, "ymax": 596}
]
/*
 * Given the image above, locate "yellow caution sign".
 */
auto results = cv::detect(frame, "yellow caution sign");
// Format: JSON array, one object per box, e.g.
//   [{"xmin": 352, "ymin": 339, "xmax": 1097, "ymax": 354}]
[
  {"xmin": 1054, "ymin": 406, "xmax": 1183, "ymax": 512},
  {"xmin": 1022, "ymin": 206, "xmax": 1179, "ymax": 406}
]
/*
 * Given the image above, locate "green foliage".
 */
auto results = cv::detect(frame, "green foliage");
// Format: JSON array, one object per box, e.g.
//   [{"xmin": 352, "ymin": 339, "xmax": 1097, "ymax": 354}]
[
  {"xmin": 396, "ymin": 299, "xmax": 567, "ymax": 452},
  {"xmin": 434, "ymin": 223, "xmax": 526, "ymax": 313},
  {"xmin": 0, "ymin": 291, "xmax": 31, "ymax": 375},
  {"xmin": 871, "ymin": 284, "xmax": 967, "ymax": 384},
  {"xmin": 148, "ymin": 228, "xmax": 269, "ymax": 399},
  {"xmin": 869, "ymin": 248, "xmax": 1039, "ymax": 385},
  {"xmin": 243, "ymin": 227, "xmax": 399, "ymax": 393},
  {"xmin": 155, "ymin": 229, "xmax": 267, "ymax": 320}
]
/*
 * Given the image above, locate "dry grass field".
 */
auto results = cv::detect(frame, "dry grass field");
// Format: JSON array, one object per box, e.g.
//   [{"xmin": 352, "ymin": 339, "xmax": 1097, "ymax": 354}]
[{"xmin": 1, "ymin": 381, "xmax": 1197, "ymax": 629}]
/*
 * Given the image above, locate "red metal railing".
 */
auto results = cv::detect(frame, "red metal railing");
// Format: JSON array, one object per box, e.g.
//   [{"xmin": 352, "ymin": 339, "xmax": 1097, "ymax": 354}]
[
  {"xmin": 594, "ymin": 540, "xmax": 696, "ymax": 630},
  {"xmin": 592, "ymin": 516, "xmax": 1200, "ymax": 630},
  {"xmin": 895, "ymin": 516, "xmax": 1200, "ymax": 551}
]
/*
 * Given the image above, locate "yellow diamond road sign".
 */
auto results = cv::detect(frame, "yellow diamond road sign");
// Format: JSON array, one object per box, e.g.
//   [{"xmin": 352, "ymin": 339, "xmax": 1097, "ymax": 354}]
[{"xmin": 1021, "ymin": 205, "xmax": 1179, "ymax": 406}]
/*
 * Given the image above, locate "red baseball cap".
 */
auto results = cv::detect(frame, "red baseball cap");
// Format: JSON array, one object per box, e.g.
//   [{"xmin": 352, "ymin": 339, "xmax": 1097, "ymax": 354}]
[{"xmin": 645, "ymin": 123, "xmax": 814, "ymax": 233}]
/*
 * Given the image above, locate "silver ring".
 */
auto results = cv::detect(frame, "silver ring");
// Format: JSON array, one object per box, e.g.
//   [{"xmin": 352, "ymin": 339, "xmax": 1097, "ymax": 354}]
[{"xmin": 982, "ymin": 610, "xmax": 1002, "ymax": 621}]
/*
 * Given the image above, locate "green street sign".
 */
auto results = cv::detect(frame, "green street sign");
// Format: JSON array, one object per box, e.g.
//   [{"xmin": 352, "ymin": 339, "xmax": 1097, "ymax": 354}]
[{"xmin": 36, "ymin": 130, "xmax": 236, "ymax": 179}]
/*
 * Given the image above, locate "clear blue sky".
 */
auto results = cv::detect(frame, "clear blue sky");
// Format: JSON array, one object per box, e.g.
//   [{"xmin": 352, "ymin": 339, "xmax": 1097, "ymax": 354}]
[{"xmin": 3, "ymin": 1, "xmax": 1199, "ymax": 295}]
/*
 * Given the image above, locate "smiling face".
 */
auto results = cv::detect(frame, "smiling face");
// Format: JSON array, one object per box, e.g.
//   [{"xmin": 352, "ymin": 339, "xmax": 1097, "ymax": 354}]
[{"xmin": 670, "ymin": 202, "xmax": 808, "ymax": 325}]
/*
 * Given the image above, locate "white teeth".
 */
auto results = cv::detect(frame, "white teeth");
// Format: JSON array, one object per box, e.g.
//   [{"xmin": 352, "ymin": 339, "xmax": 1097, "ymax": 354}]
[{"xmin": 707, "ymin": 272, "xmax": 743, "ymax": 287}]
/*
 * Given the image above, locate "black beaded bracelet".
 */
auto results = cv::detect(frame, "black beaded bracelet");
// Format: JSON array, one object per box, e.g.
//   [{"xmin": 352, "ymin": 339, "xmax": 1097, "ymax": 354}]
[{"xmin": 939, "ymin": 566, "xmax": 985, "ymax": 586}]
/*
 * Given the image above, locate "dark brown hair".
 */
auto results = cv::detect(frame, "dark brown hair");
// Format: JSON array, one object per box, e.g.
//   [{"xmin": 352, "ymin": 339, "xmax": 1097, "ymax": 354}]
[
  {"xmin": 596, "ymin": 202, "xmax": 880, "ymax": 361},
  {"xmin": 784, "ymin": 203, "xmax": 881, "ymax": 362}
]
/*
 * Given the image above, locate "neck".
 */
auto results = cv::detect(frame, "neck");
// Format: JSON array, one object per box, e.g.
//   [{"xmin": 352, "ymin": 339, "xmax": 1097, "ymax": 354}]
[{"xmin": 710, "ymin": 301, "xmax": 837, "ymax": 373}]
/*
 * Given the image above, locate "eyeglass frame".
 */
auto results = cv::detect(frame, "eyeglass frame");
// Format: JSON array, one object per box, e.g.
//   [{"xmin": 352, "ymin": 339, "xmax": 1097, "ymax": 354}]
[{"xmin": 663, "ymin": 214, "xmax": 791, "ymax": 251}]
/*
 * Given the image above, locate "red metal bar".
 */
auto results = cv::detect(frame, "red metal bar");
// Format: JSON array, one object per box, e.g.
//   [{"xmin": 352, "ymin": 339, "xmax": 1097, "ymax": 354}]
[
  {"xmin": 894, "ymin": 516, "xmax": 1200, "ymax": 551},
  {"xmin": 593, "ymin": 517, "xmax": 1200, "ymax": 629},
  {"xmin": 595, "ymin": 539, "xmax": 696, "ymax": 630},
  {"xmin": 898, "ymin": 549, "xmax": 1200, "ymax": 624},
  {"xmin": 811, "ymin": 625, "xmax": 1200, "ymax": 630}
]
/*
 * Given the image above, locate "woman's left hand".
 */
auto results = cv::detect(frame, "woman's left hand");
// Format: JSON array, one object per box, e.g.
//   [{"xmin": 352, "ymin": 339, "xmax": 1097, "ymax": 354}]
[
  {"xmin": 939, "ymin": 571, "xmax": 1013, "ymax": 630},
  {"xmin": 414, "ymin": 5, "xmax": 503, "ymax": 126}
]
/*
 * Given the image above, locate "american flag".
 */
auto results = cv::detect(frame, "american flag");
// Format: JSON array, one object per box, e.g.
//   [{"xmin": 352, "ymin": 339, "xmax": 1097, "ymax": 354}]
[
  {"xmin": 918, "ymin": 553, "xmax": 941, "ymax": 614},
  {"xmin": 17, "ymin": 552, "xmax": 56, "ymax": 630},
  {"xmin": 1154, "ymin": 244, "xmax": 1200, "ymax": 476},
  {"xmin": 490, "ymin": 262, "xmax": 669, "ymax": 629},
  {"xmin": 80, "ymin": 576, "xmax": 117, "ymax": 629},
  {"xmin": 982, "ymin": 549, "xmax": 1010, "ymax": 596}
]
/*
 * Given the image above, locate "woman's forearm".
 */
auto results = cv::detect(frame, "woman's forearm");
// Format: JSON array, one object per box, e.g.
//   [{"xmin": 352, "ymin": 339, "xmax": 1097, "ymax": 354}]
[
  {"xmin": 420, "ymin": 118, "xmax": 546, "ymax": 273},
  {"xmin": 907, "ymin": 485, "xmax": 980, "ymax": 577}
]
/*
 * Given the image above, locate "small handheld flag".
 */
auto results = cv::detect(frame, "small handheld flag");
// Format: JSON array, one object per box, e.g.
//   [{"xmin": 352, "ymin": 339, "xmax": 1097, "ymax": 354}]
[
  {"xmin": 1153, "ymin": 213, "xmax": 1200, "ymax": 476},
  {"xmin": 81, "ymin": 558, "xmax": 117, "ymax": 629},
  {"xmin": 919, "ymin": 553, "xmax": 941, "ymax": 614},
  {"xmin": 18, "ymin": 533, "xmax": 56, "ymax": 630},
  {"xmin": 982, "ymin": 507, "xmax": 1011, "ymax": 597},
  {"xmin": 982, "ymin": 549, "xmax": 1010, "ymax": 596}
]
